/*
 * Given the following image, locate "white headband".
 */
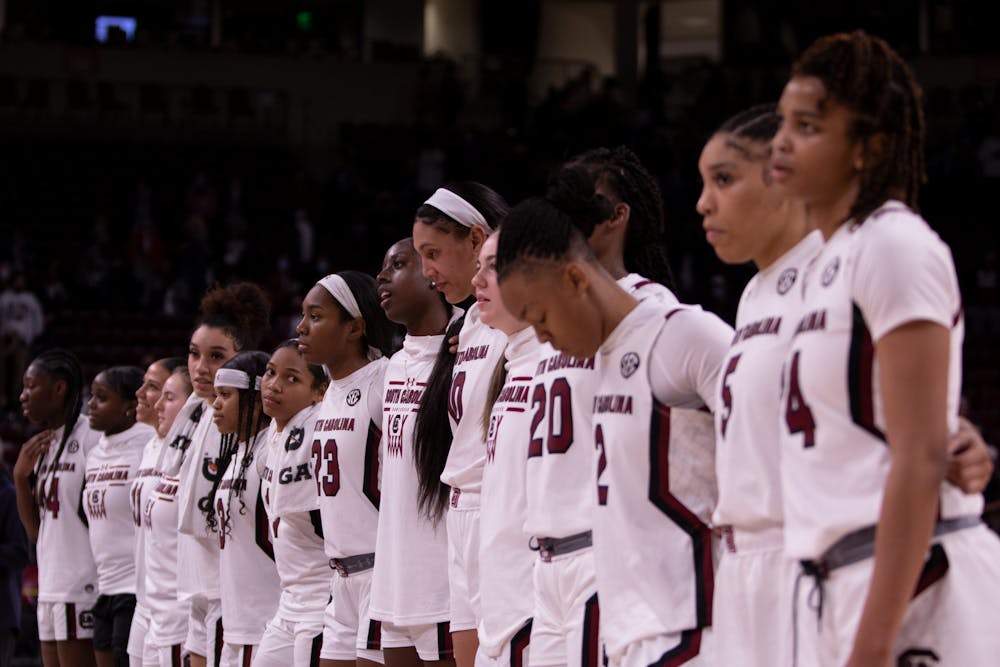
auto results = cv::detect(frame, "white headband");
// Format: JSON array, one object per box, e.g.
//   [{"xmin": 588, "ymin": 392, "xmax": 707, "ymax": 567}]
[
  {"xmin": 318, "ymin": 274, "xmax": 362, "ymax": 319},
  {"xmin": 315, "ymin": 274, "xmax": 383, "ymax": 362},
  {"xmin": 214, "ymin": 368, "xmax": 261, "ymax": 390},
  {"xmin": 424, "ymin": 188, "xmax": 490, "ymax": 231}
]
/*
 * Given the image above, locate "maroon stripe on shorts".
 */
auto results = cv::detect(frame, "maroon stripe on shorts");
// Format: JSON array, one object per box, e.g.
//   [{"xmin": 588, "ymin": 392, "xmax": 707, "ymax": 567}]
[
  {"xmin": 510, "ymin": 619, "xmax": 532, "ymax": 667},
  {"xmin": 437, "ymin": 621, "xmax": 453, "ymax": 660},
  {"xmin": 65, "ymin": 603, "xmax": 77, "ymax": 640},
  {"xmin": 366, "ymin": 619, "xmax": 382, "ymax": 650},
  {"xmin": 648, "ymin": 629, "xmax": 703, "ymax": 667},
  {"xmin": 310, "ymin": 632, "xmax": 323, "ymax": 667},
  {"xmin": 581, "ymin": 593, "xmax": 600, "ymax": 667}
]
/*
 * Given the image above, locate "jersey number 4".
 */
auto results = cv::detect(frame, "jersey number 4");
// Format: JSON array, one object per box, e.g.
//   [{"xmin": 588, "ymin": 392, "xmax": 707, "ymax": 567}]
[
  {"xmin": 311, "ymin": 439, "xmax": 341, "ymax": 496},
  {"xmin": 527, "ymin": 378, "xmax": 573, "ymax": 457},
  {"xmin": 785, "ymin": 351, "xmax": 817, "ymax": 448}
]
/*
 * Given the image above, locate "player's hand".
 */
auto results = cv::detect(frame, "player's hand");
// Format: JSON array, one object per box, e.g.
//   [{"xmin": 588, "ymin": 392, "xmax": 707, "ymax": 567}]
[
  {"xmin": 12, "ymin": 430, "xmax": 52, "ymax": 481},
  {"xmin": 448, "ymin": 334, "xmax": 459, "ymax": 355},
  {"xmin": 945, "ymin": 417, "xmax": 995, "ymax": 494}
]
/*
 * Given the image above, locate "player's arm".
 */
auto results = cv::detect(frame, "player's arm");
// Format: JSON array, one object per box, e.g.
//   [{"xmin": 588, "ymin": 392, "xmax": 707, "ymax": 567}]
[
  {"xmin": 649, "ymin": 307, "xmax": 733, "ymax": 411},
  {"xmin": 12, "ymin": 430, "xmax": 51, "ymax": 542},
  {"xmin": 945, "ymin": 417, "xmax": 994, "ymax": 494},
  {"xmin": 845, "ymin": 320, "xmax": 949, "ymax": 667}
]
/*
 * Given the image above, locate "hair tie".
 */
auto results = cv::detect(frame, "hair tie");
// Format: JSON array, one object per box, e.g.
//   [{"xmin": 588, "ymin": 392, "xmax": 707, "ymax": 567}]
[
  {"xmin": 424, "ymin": 188, "xmax": 490, "ymax": 231},
  {"xmin": 317, "ymin": 274, "xmax": 362, "ymax": 319},
  {"xmin": 215, "ymin": 369, "xmax": 254, "ymax": 390}
]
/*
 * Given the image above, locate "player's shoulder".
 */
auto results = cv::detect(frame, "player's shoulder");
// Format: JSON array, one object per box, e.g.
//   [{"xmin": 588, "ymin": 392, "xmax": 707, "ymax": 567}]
[{"xmin": 850, "ymin": 201, "xmax": 943, "ymax": 252}]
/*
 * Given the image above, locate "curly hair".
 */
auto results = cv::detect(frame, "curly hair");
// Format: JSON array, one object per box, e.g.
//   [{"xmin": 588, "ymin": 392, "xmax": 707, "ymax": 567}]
[
  {"xmin": 792, "ymin": 30, "xmax": 926, "ymax": 223},
  {"xmin": 196, "ymin": 282, "xmax": 272, "ymax": 352}
]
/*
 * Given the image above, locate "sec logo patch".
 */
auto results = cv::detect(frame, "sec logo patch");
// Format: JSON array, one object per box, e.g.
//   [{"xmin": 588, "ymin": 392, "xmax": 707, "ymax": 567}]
[
  {"xmin": 620, "ymin": 352, "xmax": 640, "ymax": 378},
  {"xmin": 346, "ymin": 389, "xmax": 361, "ymax": 406},
  {"xmin": 777, "ymin": 268, "xmax": 797, "ymax": 295},
  {"xmin": 821, "ymin": 257, "xmax": 840, "ymax": 287}
]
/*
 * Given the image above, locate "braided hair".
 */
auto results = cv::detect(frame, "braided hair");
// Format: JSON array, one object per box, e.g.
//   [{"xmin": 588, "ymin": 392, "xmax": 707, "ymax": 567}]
[
  {"xmin": 201, "ymin": 351, "xmax": 271, "ymax": 537},
  {"xmin": 792, "ymin": 30, "xmax": 926, "ymax": 224},
  {"xmin": 496, "ymin": 170, "xmax": 603, "ymax": 283},
  {"xmin": 565, "ymin": 146, "xmax": 676, "ymax": 289},
  {"xmin": 28, "ymin": 350, "xmax": 85, "ymax": 491}
]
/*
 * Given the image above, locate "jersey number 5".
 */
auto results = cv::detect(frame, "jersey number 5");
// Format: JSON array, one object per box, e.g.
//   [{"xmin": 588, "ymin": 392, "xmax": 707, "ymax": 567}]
[
  {"xmin": 719, "ymin": 354, "xmax": 741, "ymax": 439},
  {"xmin": 784, "ymin": 351, "xmax": 816, "ymax": 448},
  {"xmin": 527, "ymin": 378, "xmax": 574, "ymax": 457},
  {"xmin": 310, "ymin": 439, "xmax": 341, "ymax": 497}
]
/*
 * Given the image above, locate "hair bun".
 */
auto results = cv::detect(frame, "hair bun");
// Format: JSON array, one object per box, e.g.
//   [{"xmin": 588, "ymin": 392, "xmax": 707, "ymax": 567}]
[{"xmin": 545, "ymin": 167, "xmax": 614, "ymax": 232}]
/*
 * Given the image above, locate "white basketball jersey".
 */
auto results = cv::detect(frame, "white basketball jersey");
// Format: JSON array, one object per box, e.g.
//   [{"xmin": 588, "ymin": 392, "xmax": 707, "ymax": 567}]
[
  {"xmin": 143, "ymin": 464, "xmax": 187, "ymax": 645},
  {"xmin": 175, "ymin": 399, "xmax": 223, "ymax": 602},
  {"xmin": 478, "ymin": 326, "xmax": 541, "ymax": 656},
  {"xmin": 131, "ymin": 434, "xmax": 162, "ymax": 610},
  {"xmin": 780, "ymin": 202, "xmax": 980, "ymax": 559},
  {"xmin": 259, "ymin": 404, "xmax": 329, "ymax": 622},
  {"xmin": 215, "ymin": 432, "xmax": 280, "ymax": 643},
  {"xmin": 83, "ymin": 421, "xmax": 156, "ymax": 595},
  {"xmin": 523, "ymin": 274, "xmax": 679, "ymax": 538},
  {"xmin": 592, "ymin": 298, "xmax": 730, "ymax": 657},
  {"xmin": 712, "ymin": 231, "xmax": 823, "ymax": 531},
  {"xmin": 314, "ymin": 357, "xmax": 388, "ymax": 559},
  {"xmin": 441, "ymin": 304, "xmax": 508, "ymax": 496},
  {"xmin": 618, "ymin": 273, "xmax": 680, "ymax": 305},
  {"xmin": 370, "ymin": 334, "xmax": 451, "ymax": 625},
  {"xmin": 35, "ymin": 415, "xmax": 100, "ymax": 602}
]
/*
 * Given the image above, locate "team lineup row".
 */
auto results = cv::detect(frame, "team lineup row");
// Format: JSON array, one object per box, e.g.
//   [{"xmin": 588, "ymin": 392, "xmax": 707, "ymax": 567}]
[{"xmin": 12, "ymin": 29, "xmax": 1000, "ymax": 667}]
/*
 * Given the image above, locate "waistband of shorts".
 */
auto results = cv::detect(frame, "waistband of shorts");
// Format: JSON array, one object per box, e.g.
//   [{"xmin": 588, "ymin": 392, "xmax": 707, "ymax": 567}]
[
  {"xmin": 803, "ymin": 514, "xmax": 982, "ymax": 577},
  {"xmin": 715, "ymin": 524, "xmax": 784, "ymax": 554},
  {"xmin": 532, "ymin": 530, "xmax": 593, "ymax": 563},
  {"xmin": 330, "ymin": 553, "xmax": 376, "ymax": 577},
  {"xmin": 449, "ymin": 487, "xmax": 480, "ymax": 510}
]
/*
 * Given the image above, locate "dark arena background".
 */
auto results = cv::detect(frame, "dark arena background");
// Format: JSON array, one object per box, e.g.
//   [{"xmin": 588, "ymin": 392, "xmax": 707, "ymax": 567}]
[{"xmin": 0, "ymin": 1, "xmax": 998, "ymax": 663}]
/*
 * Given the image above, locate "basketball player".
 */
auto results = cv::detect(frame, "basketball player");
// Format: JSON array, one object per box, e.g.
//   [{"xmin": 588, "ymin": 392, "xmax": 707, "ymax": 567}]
[
  {"xmin": 697, "ymin": 103, "xmax": 994, "ymax": 665},
  {"xmin": 171, "ymin": 284, "xmax": 270, "ymax": 667},
  {"xmin": 253, "ymin": 341, "xmax": 329, "ymax": 667},
  {"xmin": 515, "ymin": 163, "xmax": 679, "ymax": 667},
  {"xmin": 128, "ymin": 357, "xmax": 185, "ymax": 667},
  {"xmin": 83, "ymin": 365, "xmax": 155, "ymax": 666},
  {"xmin": 473, "ymin": 232, "xmax": 538, "ymax": 667},
  {"xmin": 773, "ymin": 31, "xmax": 1000, "ymax": 666},
  {"xmin": 13, "ymin": 349, "xmax": 100, "ymax": 667},
  {"xmin": 412, "ymin": 183, "xmax": 509, "ymax": 667},
  {"xmin": 370, "ymin": 238, "xmax": 456, "ymax": 667},
  {"xmin": 296, "ymin": 271, "xmax": 399, "ymax": 667},
  {"xmin": 142, "ymin": 366, "xmax": 195, "ymax": 667},
  {"xmin": 208, "ymin": 352, "xmax": 278, "ymax": 667},
  {"xmin": 496, "ymin": 176, "xmax": 733, "ymax": 666}
]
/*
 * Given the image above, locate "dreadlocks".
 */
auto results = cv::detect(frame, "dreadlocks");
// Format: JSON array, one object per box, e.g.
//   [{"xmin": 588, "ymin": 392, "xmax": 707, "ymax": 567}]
[
  {"xmin": 792, "ymin": 30, "xmax": 926, "ymax": 224},
  {"xmin": 29, "ymin": 349, "xmax": 85, "ymax": 486}
]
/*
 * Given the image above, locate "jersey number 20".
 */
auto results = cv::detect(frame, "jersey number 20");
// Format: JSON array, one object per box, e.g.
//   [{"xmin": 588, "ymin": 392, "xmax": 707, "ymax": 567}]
[{"xmin": 527, "ymin": 378, "xmax": 574, "ymax": 457}]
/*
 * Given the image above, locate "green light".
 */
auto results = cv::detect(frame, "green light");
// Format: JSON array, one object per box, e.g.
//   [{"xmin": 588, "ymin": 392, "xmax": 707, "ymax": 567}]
[{"xmin": 296, "ymin": 11, "xmax": 313, "ymax": 32}]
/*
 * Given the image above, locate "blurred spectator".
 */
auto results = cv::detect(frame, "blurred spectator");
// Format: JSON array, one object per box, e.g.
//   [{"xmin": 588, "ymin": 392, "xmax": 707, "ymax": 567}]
[
  {"xmin": 0, "ymin": 274, "xmax": 43, "ymax": 411},
  {"xmin": 0, "ymin": 461, "xmax": 28, "ymax": 667}
]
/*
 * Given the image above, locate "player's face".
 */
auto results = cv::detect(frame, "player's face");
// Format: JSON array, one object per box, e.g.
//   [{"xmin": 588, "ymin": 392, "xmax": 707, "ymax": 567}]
[
  {"xmin": 772, "ymin": 76, "xmax": 863, "ymax": 206},
  {"xmin": 154, "ymin": 372, "xmax": 191, "ymax": 438},
  {"xmin": 88, "ymin": 372, "xmax": 136, "ymax": 436},
  {"xmin": 296, "ymin": 284, "xmax": 358, "ymax": 367},
  {"xmin": 413, "ymin": 219, "xmax": 482, "ymax": 304},
  {"xmin": 136, "ymin": 361, "xmax": 170, "ymax": 428},
  {"xmin": 697, "ymin": 134, "xmax": 789, "ymax": 268},
  {"xmin": 211, "ymin": 385, "xmax": 241, "ymax": 435},
  {"xmin": 377, "ymin": 239, "xmax": 437, "ymax": 328},
  {"xmin": 261, "ymin": 346, "xmax": 325, "ymax": 431},
  {"xmin": 499, "ymin": 260, "xmax": 602, "ymax": 358},
  {"xmin": 19, "ymin": 363, "xmax": 62, "ymax": 424},
  {"xmin": 471, "ymin": 234, "xmax": 523, "ymax": 334},
  {"xmin": 189, "ymin": 326, "xmax": 237, "ymax": 400}
]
